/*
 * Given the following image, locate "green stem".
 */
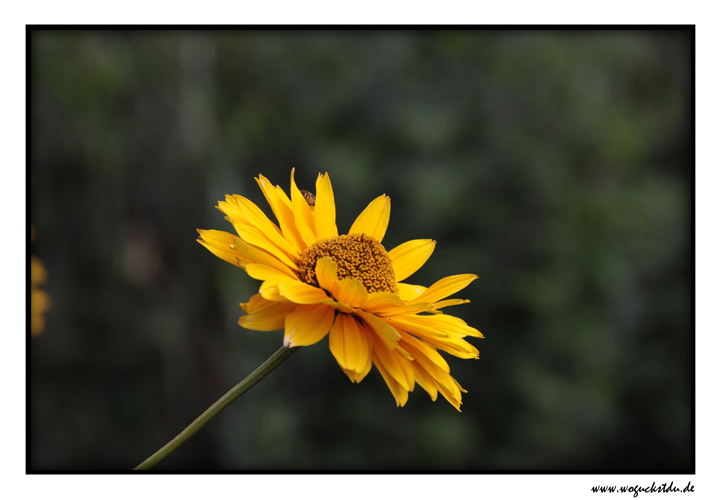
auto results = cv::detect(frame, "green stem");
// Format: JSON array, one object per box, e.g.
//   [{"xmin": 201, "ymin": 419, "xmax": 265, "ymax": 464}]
[{"xmin": 134, "ymin": 345, "xmax": 299, "ymax": 470}]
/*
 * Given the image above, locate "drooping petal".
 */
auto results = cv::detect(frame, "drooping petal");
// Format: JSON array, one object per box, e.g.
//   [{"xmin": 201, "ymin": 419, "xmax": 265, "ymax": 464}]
[
  {"xmin": 388, "ymin": 239, "xmax": 436, "ymax": 282},
  {"xmin": 436, "ymin": 378, "xmax": 464, "ymax": 411},
  {"xmin": 341, "ymin": 356, "xmax": 373, "ymax": 383},
  {"xmin": 372, "ymin": 352, "xmax": 409, "ymax": 407},
  {"xmin": 387, "ymin": 314, "xmax": 483, "ymax": 340},
  {"xmin": 409, "ymin": 362, "xmax": 439, "ymax": 402},
  {"xmin": 426, "ymin": 336, "xmax": 480, "ymax": 359},
  {"xmin": 370, "ymin": 334, "xmax": 415, "ymax": 392},
  {"xmin": 356, "ymin": 310, "xmax": 400, "ymax": 350},
  {"xmin": 392, "ymin": 316, "xmax": 481, "ymax": 358},
  {"xmin": 399, "ymin": 331, "xmax": 451, "ymax": 374},
  {"xmin": 283, "ymin": 303, "xmax": 335, "ymax": 347},
  {"xmin": 408, "ymin": 274, "xmax": 478, "ymax": 304},
  {"xmin": 349, "ymin": 195, "xmax": 390, "ymax": 243},
  {"xmin": 314, "ymin": 172, "xmax": 338, "ymax": 240},
  {"xmin": 399, "ymin": 333, "xmax": 463, "ymax": 410},
  {"xmin": 329, "ymin": 313, "xmax": 372, "ymax": 375},
  {"xmin": 289, "ymin": 168, "xmax": 317, "ymax": 247},
  {"xmin": 238, "ymin": 294, "xmax": 296, "ymax": 331},
  {"xmin": 418, "ymin": 314, "xmax": 484, "ymax": 338}
]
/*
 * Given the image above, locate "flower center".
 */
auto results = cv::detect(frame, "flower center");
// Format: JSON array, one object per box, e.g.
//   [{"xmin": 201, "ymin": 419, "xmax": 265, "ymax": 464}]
[{"xmin": 298, "ymin": 233, "xmax": 398, "ymax": 294}]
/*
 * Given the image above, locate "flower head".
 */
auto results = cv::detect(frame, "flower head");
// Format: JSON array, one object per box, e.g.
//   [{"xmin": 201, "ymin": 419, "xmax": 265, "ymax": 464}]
[
  {"xmin": 198, "ymin": 170, "xmax": 482, "ymax": 410},
  {"xmin": 31, "ymin": 226, "xmax": 51, "ymax": 337}
]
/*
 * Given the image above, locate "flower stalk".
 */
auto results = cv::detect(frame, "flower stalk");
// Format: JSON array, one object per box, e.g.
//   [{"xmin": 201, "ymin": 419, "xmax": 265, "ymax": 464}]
[{"xmin": 134, "ymin": 345, "xmax": 299, "ymax": 470}]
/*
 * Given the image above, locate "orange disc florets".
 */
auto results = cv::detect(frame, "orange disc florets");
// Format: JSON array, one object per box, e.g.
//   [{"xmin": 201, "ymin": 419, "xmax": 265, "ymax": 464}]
[{"xmin": 298, "ymin": 233, "xmax": 398, "ymax": 294}]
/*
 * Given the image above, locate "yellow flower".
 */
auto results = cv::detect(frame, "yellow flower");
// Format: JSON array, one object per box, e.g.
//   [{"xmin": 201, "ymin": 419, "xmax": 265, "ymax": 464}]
[
  {"xmin": 31, "ymin": 255, "xmax": 51, "ymax": 336},
  {"xmin": 198, "ymin": 170, "xmax": 482, "ymax": 410}
]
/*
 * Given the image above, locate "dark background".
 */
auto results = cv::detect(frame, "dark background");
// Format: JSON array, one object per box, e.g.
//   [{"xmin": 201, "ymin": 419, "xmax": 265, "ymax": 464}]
[{"xmin": 29, "ymin": 29, "xmax": 692, "ymax": 470}]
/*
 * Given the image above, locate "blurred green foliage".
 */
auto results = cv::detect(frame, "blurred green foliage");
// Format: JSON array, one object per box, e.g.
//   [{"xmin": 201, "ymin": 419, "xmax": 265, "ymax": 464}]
[{"xmin": 30, "ymin": 29, "xmax": 691, "ymax": 470}]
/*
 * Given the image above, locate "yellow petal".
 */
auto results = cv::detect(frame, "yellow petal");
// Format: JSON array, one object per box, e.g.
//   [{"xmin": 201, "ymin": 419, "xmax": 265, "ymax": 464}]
[
  {"xmin": 334, "ymin": 278, "xmax": 369, "ymax": 308},
  {"xmin": 232, "ymin": 195, "xmax": 300, "ymax": 259},
  {"xmin": 341, "ymin": 359, "xmax": 372, "ymax": 383},
  {"xmin": 356, "ymin": 310, "xmax": 400, "ymax": 350},
  {"xmin": 245, "ymin": 263, "xmax": 296, "ymax": 302},
  {"xmin": 244, "ymin": 262, "xmax": 293, "ymax": 283},
  {"xmin": 31, "ymin": 288, "xmax": 51, "ymax": 313},
  {"xmin": 409, "ymin": 274, "xmax": 478, "ymax": 304},
  {"xmin": 31, "ymin": 305, "xmax": 48, "ymax": 336},
  {"xmin": 289, "ymin": 168, "xmax": 317, "ymax": 247},
  {"xmin": 397, "ymin": 283, "xmax": 428, "ymax": 301},
  {"xmin": 360, "ymin": 291, "xmax": 405, "ymax": 311},
  {"xmin": 386, "ymin": 315, "xmax": 448, "ymax": 341},
  {"xmin": 349, "ymin": 195, "xmax": 390, "ymax": 243},
  {"xmin": 409, "ymin": 362, "xmax": 439, "ymax": 401},
  {"xmin": 394, "ymin": 317, "xmax": 480, "ymax": 358},
  {"xmin": 399, "ymin": 331, "xmax": 451, "ymax": 374},
  {"xmin": 314, "ymin": 172, "xmax": 338, "ymax": 240},
  {"xmin": 231, "ymin": 236, "xmax": 297, "ymax": 276},
  {"xmin": 437, "ymin": 379, "xmax": 463, "ymax": 411},
  {"xmin": 340, "ymin": 339, "xmax": 374, "ymax": 383},
  {"xmin": 429, "ymin": 337, "xmax": 479, "ymax": 359},
  {"xmin": 275, "ymin": 185, "xmax": 293, "ymax": 211},
  {"xmin": 217, "ymin": 197, "xmax": 248, "ymax": 225},
  {"xmin": 329, "ymin": 314, "xmax": 372, "ymax": 374},
  {"xmin": 431, "ymin": 299, "xmax": 470, "ymax": 310},
  {"xmin": 315, "ymin": 256, "xmax": 340, "ymax": 294},
  {"xmin": 371, "ymin": 302, "xmax": 435, "ymax": 318},
  {"xmin": 278, "ymin": 280, "xmax": 331, "ymax": 304},
  {"xmin": 238, "ymin": 294, "xmax": 296, "ymax": 331},
  {"xmin": 31, "ymin": 256, "xmax": 48, "ymax": 286},
  {"xmin": 283, "ymin": 303, "xmax": 335, "ymax": 347},
  {"xmin": 361, "ymin": 291, "xmax": 431, "ymax": 316},
  {"xmin": 319, "ymin": 298, "xmax": 356, "ymax": 314},
  {"xmin": 255, "ymin": 175, "xmax": 306, "ymax": 254},
  {"xmin": 371, "ymin": 335, "xmax": 415, "ymax": 392},
  {"xmin": 197, "ymin": 229, "xmax": 247, "ymax": 268},
  {"xmin": 372, "ymin": 352, "xmax": 409, "ymax": 407},
  {"xmin": 314, "ymin": 257, "xmax": 368, "ymax": 307},
  {"xmin": 388, "ymin": 239, "xmax": 436, "ymax": 282},
  {"xmin": 228, "ymin": 219, "xmax": 298, "ymax": 269},
  {"xmin": 399, "ymin": 335, "xmax": 461, "ymax": 409},
  {"xmin": 419, "ymin": 314, "xmax": 484, "ymax": 338}
]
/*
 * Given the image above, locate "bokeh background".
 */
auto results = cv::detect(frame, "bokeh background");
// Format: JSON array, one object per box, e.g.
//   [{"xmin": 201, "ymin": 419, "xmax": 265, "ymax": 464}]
[{"xmin": 29, "ymin": 29, "xmax": 692, "ymax": 471}]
